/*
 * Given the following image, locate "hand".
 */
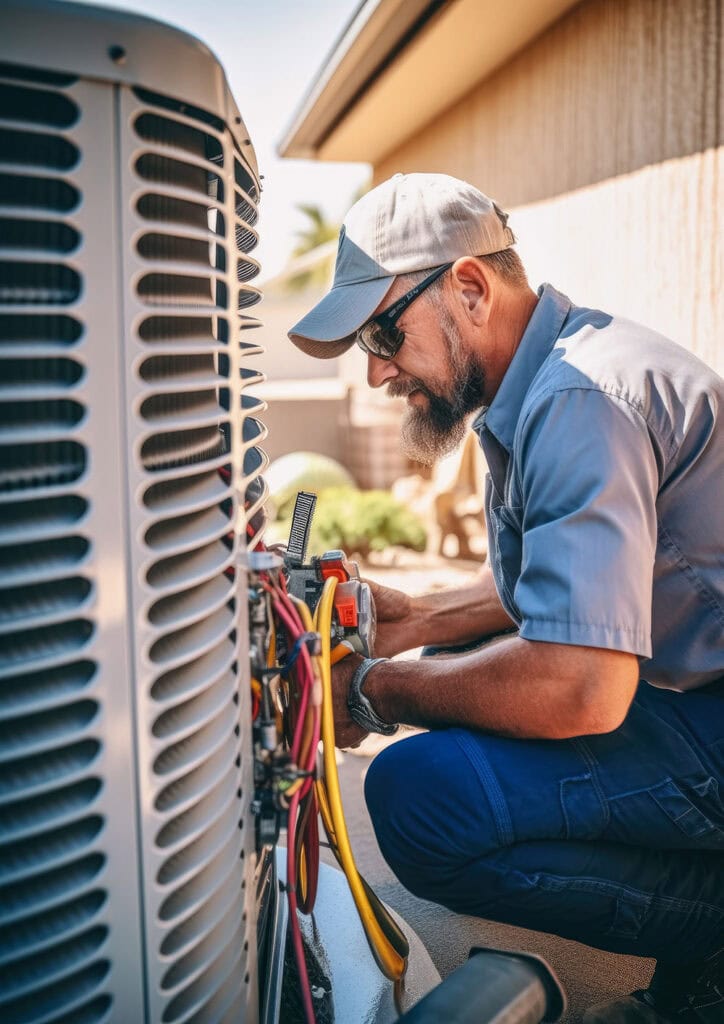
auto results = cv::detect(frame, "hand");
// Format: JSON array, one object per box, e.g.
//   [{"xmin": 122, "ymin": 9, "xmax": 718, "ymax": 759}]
[
  {"xmin": 365, "ymin": 578, "xmax": 415, "ymax": 658},
  {"xmin": 330, "ymin": 653, "xmax": 369, "ymax": 749}
]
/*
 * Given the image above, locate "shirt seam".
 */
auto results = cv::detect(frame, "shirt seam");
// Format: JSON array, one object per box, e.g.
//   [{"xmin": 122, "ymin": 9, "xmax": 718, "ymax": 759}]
[
  {"xmin": 518, "ymin": 380, "xmax": 674, "ymax": 465},
  {"xmin": 658, "ymin": 522, "xmax": 724, "ymax": 627},
  {"xmin": 522, "ymin": 616, "xmax": 648, "ymax": 636}
]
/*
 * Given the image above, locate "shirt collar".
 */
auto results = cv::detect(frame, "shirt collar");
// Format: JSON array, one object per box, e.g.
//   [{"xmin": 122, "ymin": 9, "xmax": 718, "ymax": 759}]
[{"xmin": 472, "ymin": 283, "xmax": 572, "ymax": 453}]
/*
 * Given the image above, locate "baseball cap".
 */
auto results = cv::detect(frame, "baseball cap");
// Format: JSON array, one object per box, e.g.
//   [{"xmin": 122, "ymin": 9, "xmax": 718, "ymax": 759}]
[{"xmin": 288, "ymin": 172, "xmax": 516, "ymax": 358}]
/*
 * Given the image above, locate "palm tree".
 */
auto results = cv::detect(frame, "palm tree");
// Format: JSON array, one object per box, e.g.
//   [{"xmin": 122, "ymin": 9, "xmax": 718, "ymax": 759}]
[
  {"xmin": 283, "ymin": 182, "xmax": 371, "ymax": 293},
  {"xmin": 285, "ymin": 203, "xmax": 340, "ymax": 292}
]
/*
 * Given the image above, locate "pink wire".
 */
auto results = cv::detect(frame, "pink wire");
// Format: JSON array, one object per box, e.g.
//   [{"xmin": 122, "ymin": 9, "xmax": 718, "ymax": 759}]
[
  {"xmin": 271, "ymin": 597, "xmax": 315, "ymax": 764},
  {"xmin": 263, "ymin": 577, "xmax": 320, "ymax": 1022},
  {"xmin": 286, "ymin": 789, "xmax": 316, "ymax": 1024}
]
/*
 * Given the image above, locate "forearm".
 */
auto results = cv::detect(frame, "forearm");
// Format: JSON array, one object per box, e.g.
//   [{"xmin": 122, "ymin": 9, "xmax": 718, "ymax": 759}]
[
  {"xmin": 364, "ymin": 636, "xmax": 638, "ymax": 739},
  {"xmin": 409, "ymin": 566, "xmax": 514, "ymax": 650}
]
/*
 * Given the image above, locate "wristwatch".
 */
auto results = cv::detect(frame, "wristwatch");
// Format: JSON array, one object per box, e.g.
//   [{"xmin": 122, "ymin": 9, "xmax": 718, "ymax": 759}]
[{"xmin": 347, "ymin": 657, "xmax": 398, "ymax": 736}]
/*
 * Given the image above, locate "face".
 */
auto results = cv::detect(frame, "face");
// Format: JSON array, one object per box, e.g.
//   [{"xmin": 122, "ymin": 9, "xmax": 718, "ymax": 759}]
[{"xmin": 366, "ymin": 284, "xmax": 486, "ymax": 465}]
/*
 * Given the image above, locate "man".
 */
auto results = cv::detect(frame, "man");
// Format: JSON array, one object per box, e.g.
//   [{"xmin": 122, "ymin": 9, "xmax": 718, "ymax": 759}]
[{"xmin": 288, "ymin": 173, "xmax": 723, "ymax": 1023}]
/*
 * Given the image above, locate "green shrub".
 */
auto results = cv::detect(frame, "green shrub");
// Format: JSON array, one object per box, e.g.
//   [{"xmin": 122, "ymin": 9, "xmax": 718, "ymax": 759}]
[
  {"xmin": 266, "ymin": 452, "xmax": 356, "ymax": 520},
  {"xmin": 273, "ymin": 487, "xmax": 427, "ymax": 559}
]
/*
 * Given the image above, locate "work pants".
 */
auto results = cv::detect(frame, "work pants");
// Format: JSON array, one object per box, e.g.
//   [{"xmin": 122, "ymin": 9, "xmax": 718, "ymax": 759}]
[{"xmin": 364, "ymin": 679, "xmax": 724, "ymax": 962}]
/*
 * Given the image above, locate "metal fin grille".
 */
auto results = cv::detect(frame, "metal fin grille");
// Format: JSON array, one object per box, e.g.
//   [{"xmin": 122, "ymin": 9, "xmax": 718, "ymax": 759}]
[
  {"xmin": 0, "ymin": 61, "xmax": 110, "ymax": 1024},
  {"xmin": 230, "ymin": 151, "xmax": 267, "ymax": 551},
  {"xmin": 128, "ymin": 86, "xmax": 263, "ymax": 1023}
]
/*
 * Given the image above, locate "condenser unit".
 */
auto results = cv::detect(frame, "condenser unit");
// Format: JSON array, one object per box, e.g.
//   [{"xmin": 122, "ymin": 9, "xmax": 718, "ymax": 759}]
[{"xmin": 0, "ymin": 2, "xmax": 264, "ymax": 1020}]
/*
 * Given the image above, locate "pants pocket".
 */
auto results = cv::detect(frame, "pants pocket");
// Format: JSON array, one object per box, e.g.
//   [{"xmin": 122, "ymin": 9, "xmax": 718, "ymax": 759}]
[
  {"xmin": 560, "ymin": 772, "xmax": 608, "ymax": 840},
  {"xmin": 648, "ymin": 777, "xmax": 722, "ymax": 843}
]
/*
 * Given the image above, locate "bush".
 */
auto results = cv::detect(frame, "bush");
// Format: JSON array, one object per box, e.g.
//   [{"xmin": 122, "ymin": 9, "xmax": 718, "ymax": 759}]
[
  {"xmin": 274, "ymin": 487, "xmax": 427, "ymax": 559},
  {"xmin": 311, "ymin": 487, "xmax": 427, "ymax": 558},
  {"xmin": 266, "ymin": 452, "xmax": 356, "ymax": 520}
]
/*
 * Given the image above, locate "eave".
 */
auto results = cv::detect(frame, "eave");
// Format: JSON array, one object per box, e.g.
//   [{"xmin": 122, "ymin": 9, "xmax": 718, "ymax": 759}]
[{"xmin": 280, "ymin": 0, "xmax": 579, "ymax": 166}]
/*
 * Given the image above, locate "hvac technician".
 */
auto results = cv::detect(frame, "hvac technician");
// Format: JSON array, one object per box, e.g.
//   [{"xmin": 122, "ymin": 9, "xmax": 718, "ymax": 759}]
[{"xmin": 288, "ymin": 174, "xmax": 723, "ymax": 1024}]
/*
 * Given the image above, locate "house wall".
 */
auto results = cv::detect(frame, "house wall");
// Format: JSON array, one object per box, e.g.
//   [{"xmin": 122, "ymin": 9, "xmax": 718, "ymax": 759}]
[{"xmin": 373, "ymin": 0, "xmax": 723, "ymax": 372}]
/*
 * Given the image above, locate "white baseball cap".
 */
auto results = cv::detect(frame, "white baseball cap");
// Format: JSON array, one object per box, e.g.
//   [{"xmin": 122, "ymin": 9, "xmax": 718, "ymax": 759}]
[{"xmin": 288, "ymin": 172, "xmax": 516, "ymax": 358}]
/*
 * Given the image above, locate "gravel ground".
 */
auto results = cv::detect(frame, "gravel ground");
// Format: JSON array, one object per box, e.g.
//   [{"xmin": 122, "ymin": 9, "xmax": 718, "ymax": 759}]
[{"xmin": 327, "ymin": 552, "xmax": 652, "ymax": 1022}]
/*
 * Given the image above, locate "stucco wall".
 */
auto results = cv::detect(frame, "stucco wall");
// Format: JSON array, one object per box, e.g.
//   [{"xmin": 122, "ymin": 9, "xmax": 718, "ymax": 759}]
[{"xmin": 373, "ymin": 0, "xmax": 723, "ymax": 371}]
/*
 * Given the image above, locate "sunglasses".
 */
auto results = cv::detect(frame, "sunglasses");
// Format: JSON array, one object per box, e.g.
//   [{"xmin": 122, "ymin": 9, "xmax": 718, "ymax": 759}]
[{"xmin": 356, "ymin": 263, "xmax": 452, "ymax": 360}]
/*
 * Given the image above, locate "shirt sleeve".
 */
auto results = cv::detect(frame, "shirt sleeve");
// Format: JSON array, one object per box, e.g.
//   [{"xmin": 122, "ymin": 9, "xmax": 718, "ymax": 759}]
[{"xmin": 514, "ymin": 386, "xmax": 660, "ymax": 656}]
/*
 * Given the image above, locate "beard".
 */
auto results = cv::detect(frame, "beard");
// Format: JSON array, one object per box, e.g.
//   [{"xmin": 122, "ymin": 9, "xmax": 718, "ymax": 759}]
[{"xmin": 387, "ymin": 311, "xmax": 486, "ymax": 465}]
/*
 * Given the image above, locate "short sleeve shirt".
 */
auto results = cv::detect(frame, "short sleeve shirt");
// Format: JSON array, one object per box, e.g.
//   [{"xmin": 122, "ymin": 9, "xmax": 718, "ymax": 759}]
[{"xmin": 473, "ymin": 284, "xmax": 724, "ymax": 691}]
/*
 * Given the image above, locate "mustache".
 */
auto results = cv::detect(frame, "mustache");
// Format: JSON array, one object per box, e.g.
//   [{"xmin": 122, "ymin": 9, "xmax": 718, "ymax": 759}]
[{"xmin": 386, "ymin": 378, "xmax": 433, "ymax": 400}]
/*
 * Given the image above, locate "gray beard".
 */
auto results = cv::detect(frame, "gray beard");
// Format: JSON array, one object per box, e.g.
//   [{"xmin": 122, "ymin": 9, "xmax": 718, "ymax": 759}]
[{"xmin": 388, "ymin": 315, "xmax": 486, "ymax": 465}]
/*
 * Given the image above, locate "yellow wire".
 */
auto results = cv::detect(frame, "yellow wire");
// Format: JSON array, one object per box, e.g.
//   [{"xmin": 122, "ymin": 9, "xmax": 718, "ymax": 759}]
[{"xmin": 314, "ymin": 577, "xmax": 407, "ymax": 981}]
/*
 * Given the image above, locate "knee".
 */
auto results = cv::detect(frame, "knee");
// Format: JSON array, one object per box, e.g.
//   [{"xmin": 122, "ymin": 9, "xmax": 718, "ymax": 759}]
[
  {"xmin": 364, "ymin": 741, "xmax": 436, "ymax": 899},
  {"xmin": 364, "ymin": 732, "xmax": 500, "ymax": 901},
  {"xmin": 364, "ymin": 739, "xmax": 420, "ymax": 863}
]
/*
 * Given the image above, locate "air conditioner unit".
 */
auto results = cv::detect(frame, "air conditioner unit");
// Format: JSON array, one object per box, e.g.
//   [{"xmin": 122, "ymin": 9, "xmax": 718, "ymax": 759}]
[{"xmin": 0, "ymin": 3, "xmax": 266, "ymax": 1020}]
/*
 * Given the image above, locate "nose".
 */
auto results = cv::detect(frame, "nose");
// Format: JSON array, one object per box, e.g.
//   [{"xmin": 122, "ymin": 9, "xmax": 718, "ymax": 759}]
[{"xmin": 367, "ymin": 352, "xmax": 399, "ymax": 389}]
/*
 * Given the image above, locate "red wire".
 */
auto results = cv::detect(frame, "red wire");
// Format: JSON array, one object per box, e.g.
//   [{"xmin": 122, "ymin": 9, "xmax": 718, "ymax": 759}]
[
  {"xmin": 286, "ymin": 789, "xmax": 316, "ymax": 1023},
  {"xmin": 270, "ymin": 598, "xmax": 313, "ymax": 765},
  {"xmin": 262, "ymin": 570, "xmax": 321, "ymax": 1021}
]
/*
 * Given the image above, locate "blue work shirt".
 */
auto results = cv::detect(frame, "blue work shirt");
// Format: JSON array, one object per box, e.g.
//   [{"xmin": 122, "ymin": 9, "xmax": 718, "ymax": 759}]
[{"xmin": 473, "ymin": 284, "xmax": 724, "ymax": 691}]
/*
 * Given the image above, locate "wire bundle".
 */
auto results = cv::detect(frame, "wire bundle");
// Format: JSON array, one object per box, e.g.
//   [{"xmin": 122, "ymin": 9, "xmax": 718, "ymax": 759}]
[
  {"xmin": 259, "ymin": 572, "xmax": 321, "ymax": 1024},
  {"xmin": 312, "ymin": 579, "xmax": 409, "ymax": 984},
  {"xmin": 256, "ymin": 571, "xmax": 409, "ymax": 1024}
]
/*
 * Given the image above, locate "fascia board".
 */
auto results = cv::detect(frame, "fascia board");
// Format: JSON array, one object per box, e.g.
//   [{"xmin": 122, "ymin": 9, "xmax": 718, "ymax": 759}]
[{"xmin": 282, "ymin": 0, "xmax": 578, "ymax": 164}]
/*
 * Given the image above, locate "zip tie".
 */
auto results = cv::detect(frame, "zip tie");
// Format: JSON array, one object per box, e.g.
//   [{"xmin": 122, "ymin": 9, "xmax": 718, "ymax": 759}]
[{"xmin": 280, "ymin": 631, "xmax": 320, "ymax": 677}]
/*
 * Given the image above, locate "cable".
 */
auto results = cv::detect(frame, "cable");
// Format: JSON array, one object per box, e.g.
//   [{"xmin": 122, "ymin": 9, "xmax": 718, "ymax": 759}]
[
  {"xmin": 313, "ymin": 576, "xmax": 408, "ymax": 981},
  {"xmin": 286, "ymin": 788, "xmax": 315, "ymax": 1024},
  {"xmin": 261, "ymin": 576, "xmax": 319, "ymax": 1024},
  {"xmin": 269, "ymin": 574, "xmax": 408, "ymax": 1021}
]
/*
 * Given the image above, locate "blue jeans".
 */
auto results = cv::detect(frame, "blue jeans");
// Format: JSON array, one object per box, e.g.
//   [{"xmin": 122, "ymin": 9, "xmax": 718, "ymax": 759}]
[{"xmin": 364, "ymin": 679, "xmax": 724, "ymax": 962}]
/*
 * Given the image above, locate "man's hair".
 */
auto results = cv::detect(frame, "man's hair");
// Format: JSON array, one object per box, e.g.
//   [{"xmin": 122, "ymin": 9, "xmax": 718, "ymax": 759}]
[
  {"xmin": 405, "ymin": 248, "xmax": 528, "ymax": 293},
  {"xmin": 477, "ymin": 248, "xmax": 528, "ymax": 287}
]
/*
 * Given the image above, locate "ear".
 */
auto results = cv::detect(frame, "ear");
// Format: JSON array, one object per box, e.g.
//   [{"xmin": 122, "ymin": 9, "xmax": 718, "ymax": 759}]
[{"xmin": 450, "ymin": 257, "xmax": 492, "ymax": 325}]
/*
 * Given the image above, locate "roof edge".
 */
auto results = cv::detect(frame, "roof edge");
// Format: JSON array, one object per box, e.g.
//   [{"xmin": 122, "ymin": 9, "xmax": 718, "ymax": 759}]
[
  {"xmin": 280, "ymin": 0, "xmax": 579, "ymax": 166},
  {"xmin": 278, "ymin": 0, "xmax": 444, "ymax": 159}
]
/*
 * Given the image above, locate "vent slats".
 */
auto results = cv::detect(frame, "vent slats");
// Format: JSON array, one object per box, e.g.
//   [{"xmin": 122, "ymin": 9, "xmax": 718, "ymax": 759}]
[
  {"xmin": 0, "ymin": 739, "xmax": 100, "ymax": 801},
  {"xmin": 149, "ymin": 605, "xmax": 236, "ymax": 672},
  {"xmin": 127, "ymin": 85, "xmax": 261, "ymax": 1022},
  {"xmin": 0, "ymin": 171, "xmax": 81, "ymax": 213},
  {"xmin": 0, "ymin": 855, "xmax": 105, "ymax": 928},
  {"xmin": 146, "ymin": 538, "xmax": 232, "ymax": 593},
  {"xmin": 0, "ymin": 778, "xmax": 102, "ymax": 844},
  {"xmin": 161, "ymin": 923, "xmax": 244, "ymax": 1024},
  {"xmin": 0, "ymin": 127, "xmax": 80, "ymax": 172},
  {"xmin": 139, "ymin": 314, "xmax": 228, "ymax": 346},
  {"xmin": 155, "ymin": 766, "xmax": 238, "ymax": 854},
  {"xmin": 154, "ymin": 732, "xmax": 237, "ymax": 816},
  {"xmin": 0, "ymin": 82, "xmax": 79, "ymax": 129},
  {"xmin": 137, "ymin": 193, "xmax": 226, "ymax": 237},
  {"xmin": 0, "ymin": 890, "xmax": 106, "ymax": 966},
  {"xmin": 160, "ymin": 891, "xmax": 240, "ymax": 989},
  {"xmin": 0, "ymin": 67, "xmax": 108, "ymax": 1024}
]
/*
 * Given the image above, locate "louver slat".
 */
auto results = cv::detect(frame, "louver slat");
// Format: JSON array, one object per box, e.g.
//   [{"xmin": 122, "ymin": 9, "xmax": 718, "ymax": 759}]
[
  {"xmin": 126, "ymin": 86, "xmax": 263, "ymax": 1023},
  {"xmin": 0, "ymin": 63, "xmax": 110, "ymax": 1024}
]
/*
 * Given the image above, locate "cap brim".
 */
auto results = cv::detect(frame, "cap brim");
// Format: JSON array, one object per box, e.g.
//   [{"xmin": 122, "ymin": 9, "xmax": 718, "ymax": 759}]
[{"xmin": 288, "ymin": 277, "xmax": 395, "ymax": 358}]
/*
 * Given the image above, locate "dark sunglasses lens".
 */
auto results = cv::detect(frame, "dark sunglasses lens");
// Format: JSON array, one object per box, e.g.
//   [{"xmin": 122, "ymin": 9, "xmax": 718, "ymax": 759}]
[{"xmin": 357, "ymin": 322, "xmax": 403, "ymax": 359}]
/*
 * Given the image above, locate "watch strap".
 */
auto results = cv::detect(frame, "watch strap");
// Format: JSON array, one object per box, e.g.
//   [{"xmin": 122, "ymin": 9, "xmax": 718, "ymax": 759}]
[{"xmin": 347, "ymin": 657, "xmax": 398, "ymax": 736}]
